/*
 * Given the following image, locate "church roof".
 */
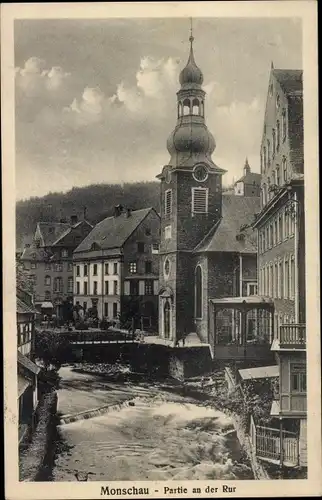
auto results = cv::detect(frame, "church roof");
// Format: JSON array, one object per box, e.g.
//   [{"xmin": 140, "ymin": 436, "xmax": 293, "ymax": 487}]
[
  {"xmin": 235, "ymin": 172, "xmax": 261, "ymax": 185},
  {"xmin": 194, "ymin": 195, "xmax": 260, "ymax": 254},
  {"xmin": 74, "ymin": 207, "xmax": 157, "ymax": 253},
  {"xmin": 20, "ymin": 245, "xmax": 49, "ymax": 261}
]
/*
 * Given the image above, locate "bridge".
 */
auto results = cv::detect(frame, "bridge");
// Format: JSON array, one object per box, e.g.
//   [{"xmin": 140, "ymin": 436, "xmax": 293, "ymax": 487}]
[{"xmin": 58, "ymin": 328, "xmax": 140, "ymax": 345}]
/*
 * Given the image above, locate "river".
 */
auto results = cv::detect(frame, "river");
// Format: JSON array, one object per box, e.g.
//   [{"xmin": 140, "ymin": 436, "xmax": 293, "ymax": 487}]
[{"xmin": 50, "ymin": 365, "xmax": 254, "ymax": 481}]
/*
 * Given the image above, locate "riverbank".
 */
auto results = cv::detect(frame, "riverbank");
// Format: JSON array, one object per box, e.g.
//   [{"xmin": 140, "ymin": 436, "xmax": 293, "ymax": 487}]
[{"xmin": 19, "ymin": 391, "xmax": 58, "ymax": 481}]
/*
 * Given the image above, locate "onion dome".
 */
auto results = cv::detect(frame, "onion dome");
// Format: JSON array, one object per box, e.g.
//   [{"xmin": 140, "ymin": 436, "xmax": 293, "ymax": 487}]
[
  {"xmin": 179, "ymin": 35, "xmax": 204, "ymax": 86},
  {"xmin": 167, "ymin": 123, "xmax": 215, "ymax": 156}
]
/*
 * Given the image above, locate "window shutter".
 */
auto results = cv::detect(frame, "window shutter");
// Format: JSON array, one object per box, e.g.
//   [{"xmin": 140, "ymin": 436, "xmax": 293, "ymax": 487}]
[
  {"xmin": 165, "ymin": 189, "xmax": 172, "ymax": 216},
  {"xmin": 124, "ymin": 281, "xmax": 130, "ymax": 296},
  {"xmin": 192, "ymin": 188, "xmax": 208, "ymax": 214},
  {"xmin": 139, "ymin": 280, "xmax": 145, "ymax": 296}
]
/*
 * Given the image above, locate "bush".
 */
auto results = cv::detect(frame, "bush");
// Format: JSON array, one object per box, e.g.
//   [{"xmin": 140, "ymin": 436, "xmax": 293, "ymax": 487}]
[
  {"xmin": 75, "ymin": 321, "xmax": 89, "ymax": 330},
  {"xmin": 99, "ymin": 318, "xmax": 111, "ymax": 330}
]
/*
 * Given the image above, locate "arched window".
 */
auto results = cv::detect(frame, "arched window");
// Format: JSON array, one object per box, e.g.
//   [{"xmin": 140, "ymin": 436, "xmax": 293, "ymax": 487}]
[
  {"xmin": 178, "ymin": 102, "xmax": 183, "ymax": 118},
  {"xmin": 192, "ymin": 98, "xmax": 200, "ymax": 115},
  {"xmin": 195, "ymin": 265, "xmax": 202, "ymax": 319},
  {"xmin": 45, "ymin": 275, "xmax": 51, "ymax": 286},
  {"xmin": 200, "ymin": 101, "xmax": 204, "ymax": 117},
  {"xmin": 262, "ymin": 183, "xmax": 267, "ymax": 206},
  {"xmin": 183, "ymin": 99, "xmax": 190, "ymax": 116},
  {"xmin": 45, "ymin": 290, "xmax": 51, "ymax": 300}
]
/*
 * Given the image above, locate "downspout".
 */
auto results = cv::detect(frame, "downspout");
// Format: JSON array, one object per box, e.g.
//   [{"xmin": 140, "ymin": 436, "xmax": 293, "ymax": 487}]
[
  {"xmin": 294, "ymin": 191, "xmax": 299, "ymax": 323},
  {"xmin": 101, "ymin": 253, "xmax": 104, "ymax": 320},
  {"xmin": 239, "ymin": 254, "xmax": 243, "ymax": 297}
]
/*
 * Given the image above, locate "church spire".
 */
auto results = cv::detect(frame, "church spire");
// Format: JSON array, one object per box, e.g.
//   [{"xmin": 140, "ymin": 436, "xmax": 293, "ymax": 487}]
[{"xmin": 179, "ymin": 18, "xmax": 203, "ymax": 87}]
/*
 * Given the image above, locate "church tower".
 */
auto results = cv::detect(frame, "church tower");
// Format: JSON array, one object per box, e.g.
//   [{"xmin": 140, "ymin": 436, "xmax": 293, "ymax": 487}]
[{"xmin": 157, "ymin": 27, "xmax": 226, "ymax": 342}]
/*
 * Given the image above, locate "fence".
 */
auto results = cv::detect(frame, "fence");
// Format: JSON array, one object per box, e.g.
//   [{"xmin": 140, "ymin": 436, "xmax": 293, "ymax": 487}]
[{"xmin": 249, "ymin": 415, "xmax": 299, "ymax": 466}]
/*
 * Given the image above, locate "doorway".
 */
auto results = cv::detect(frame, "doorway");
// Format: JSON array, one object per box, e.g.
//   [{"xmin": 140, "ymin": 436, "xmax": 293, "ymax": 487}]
[{"xmin": 164, "ymin": 300, "xmax": 171, "ymax": 339}]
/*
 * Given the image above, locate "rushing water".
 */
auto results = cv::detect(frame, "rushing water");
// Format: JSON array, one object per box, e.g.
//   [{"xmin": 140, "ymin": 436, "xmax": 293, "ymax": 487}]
[{"xmin": 51, "ymin": 366, "xmax": 254, "ymax": 481}]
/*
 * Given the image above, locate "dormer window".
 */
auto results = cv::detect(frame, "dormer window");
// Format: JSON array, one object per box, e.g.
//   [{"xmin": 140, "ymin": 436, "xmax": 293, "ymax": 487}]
[{"xmin": 91, "ymin": 242, "xmax": 100, "ymax": 251}]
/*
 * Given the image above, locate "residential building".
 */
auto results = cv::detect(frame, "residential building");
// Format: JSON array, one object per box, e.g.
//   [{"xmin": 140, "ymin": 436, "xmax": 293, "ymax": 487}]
[
  {"xmin": 156, "ymin": 32, "xmax": 271, "ymax": 362},
  {"xmin": 253, "ymin": 66, "xmax": 306, "ymax": 469},
  {"xmin": 17, "ymin": 287, "xmax": 40, "ymax": 444},
  {"xmin": 234, "ymin": 158, "xmax": 261, "ymax": 197},
  {"xmin": 73, "ymin": 206, "xmax": 160, "ymax": 328},
  {"xmin": 20, "ymin": 215, "xmax": 93, "ymax": 320}
]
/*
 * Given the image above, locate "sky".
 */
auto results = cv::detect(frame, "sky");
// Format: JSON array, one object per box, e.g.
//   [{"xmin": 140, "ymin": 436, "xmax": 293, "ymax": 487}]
[{"xmin": 14, "ymin": 17, "xmax": 302, "ymax": 200}]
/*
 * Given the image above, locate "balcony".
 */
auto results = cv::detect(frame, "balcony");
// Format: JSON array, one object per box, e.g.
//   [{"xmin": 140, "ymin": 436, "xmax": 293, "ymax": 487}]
[{"xmin": 279, "ymin": 324, "xmax": 306, "ymax": 349}]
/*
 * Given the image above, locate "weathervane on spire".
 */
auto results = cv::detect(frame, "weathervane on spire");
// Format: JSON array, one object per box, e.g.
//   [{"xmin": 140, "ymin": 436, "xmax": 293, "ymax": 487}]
[{"xmin": 189, "ymin": 17, "xmax": 194, "ymax": 44}]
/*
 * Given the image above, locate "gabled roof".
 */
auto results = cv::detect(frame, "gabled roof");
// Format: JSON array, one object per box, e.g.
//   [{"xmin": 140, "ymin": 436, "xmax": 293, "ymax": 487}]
[
  {"xmin": 35, "ymin": 222, "xmax": 70, "ymax": 247},
  {"xmin": 20, "ymin": 245, "xmax": 49, "ymax": 261},
  {"xmin": 235, "ymin": 172, "xmax": 261, "ymax": 185},
  {"xmin": 17, "ymin": 351, "xmax": 41, "ymax": 375},
  {"xmin": 74, "ymin": 208, "xmax": 158, "ymax": 253},
  {"xmin": 194, "ymin": 195, "xmax": 260, "ymax": 254},
  {"xmin": 273, "ymin": 69, "xmax": 303, "ymax": 96}
]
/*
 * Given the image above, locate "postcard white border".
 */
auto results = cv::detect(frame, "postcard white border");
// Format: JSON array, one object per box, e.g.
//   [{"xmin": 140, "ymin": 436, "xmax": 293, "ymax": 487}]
[{"xmin": 2, "ymin": 2, "xmax": 320, "ymax": 499}]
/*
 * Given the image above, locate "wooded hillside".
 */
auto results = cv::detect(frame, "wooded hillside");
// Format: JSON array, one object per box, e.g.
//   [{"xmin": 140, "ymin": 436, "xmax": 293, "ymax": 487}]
[{"xmin": 16, "ymin": 182, "xmax": 160, "ymax": 249}]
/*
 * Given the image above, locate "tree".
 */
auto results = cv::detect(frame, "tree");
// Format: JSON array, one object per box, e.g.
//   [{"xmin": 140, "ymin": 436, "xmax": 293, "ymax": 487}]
[{"xmin": 34, "ymin": 330, "xmax": 71, "ymax": 370}]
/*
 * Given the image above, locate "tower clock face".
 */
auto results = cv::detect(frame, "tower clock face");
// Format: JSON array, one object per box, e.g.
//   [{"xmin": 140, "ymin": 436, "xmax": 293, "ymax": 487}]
[{"xmin": 193, "ymin": 164, "xmax": 208, "ymax": 182}]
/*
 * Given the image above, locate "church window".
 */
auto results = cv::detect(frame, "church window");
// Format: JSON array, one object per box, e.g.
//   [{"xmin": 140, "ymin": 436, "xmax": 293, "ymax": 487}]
[
  {"xmin": 165, "ymin": 225, "xmax": 172, "ymax": 240},
  {"xmin": 164, "ymin": 258, "xmax": 171, "ymax": 279},
  {"xmin": 192, "ymin": 187, "xmax": 208, "ymax": 214},
  {"xmin": 195, "ymin": 265, "xmax": 202, "ymax": 319},
  {"xmin": 183, "ymin": 99, "xmax": 190, "ymax": 115},
  {"xmin": 192, "ymin": 98, "xmax": 200, "ymax": 115},
  {"xmin": 200, "ymin": 101, "xmax": 204, "ymax": 117},
  {"xmin": 164, "ymin": 189, "xmax": 172, "ymax": 217}
]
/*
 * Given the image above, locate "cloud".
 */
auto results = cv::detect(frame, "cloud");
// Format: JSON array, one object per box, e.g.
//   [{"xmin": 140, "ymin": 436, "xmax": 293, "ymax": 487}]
[{"xmin": 15, "ymin": 53, "xmax": 263, "ymax": 198}]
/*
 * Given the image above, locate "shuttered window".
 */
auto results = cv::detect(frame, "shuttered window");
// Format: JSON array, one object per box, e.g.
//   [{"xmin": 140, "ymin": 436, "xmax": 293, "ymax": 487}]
[
  {"xmin": 165, "ymin": 189, "xmax": 172, "ymax": 217},
  {"xmin": 192, "ymin": 188, "xmax": 208, "ymax": 214}
]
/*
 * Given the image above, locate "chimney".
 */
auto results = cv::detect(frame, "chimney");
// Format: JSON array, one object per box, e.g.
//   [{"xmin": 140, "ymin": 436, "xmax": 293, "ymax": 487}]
[
  {"xmin": 114, "ymin": 204, "xmax": 123, "ymax": 217},
  {"xmin": 126, "ymin": 208, "xmax": 132, "ymax": 217},
  {"xmin": 71, "ymin": 214, "xmax": 78, "ymax": 225}
]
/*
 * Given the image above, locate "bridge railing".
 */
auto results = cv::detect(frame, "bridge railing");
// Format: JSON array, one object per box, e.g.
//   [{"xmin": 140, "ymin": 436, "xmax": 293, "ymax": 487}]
[{"xmin": 59, "ymin": 329, "xmax": 137, "ymax": 344}]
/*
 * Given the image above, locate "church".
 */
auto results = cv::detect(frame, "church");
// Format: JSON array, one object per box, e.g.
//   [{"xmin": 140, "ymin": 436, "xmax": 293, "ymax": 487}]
[{"xmin": 157, "ymin": 33, "xmax": 270, "ymax": 359}]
